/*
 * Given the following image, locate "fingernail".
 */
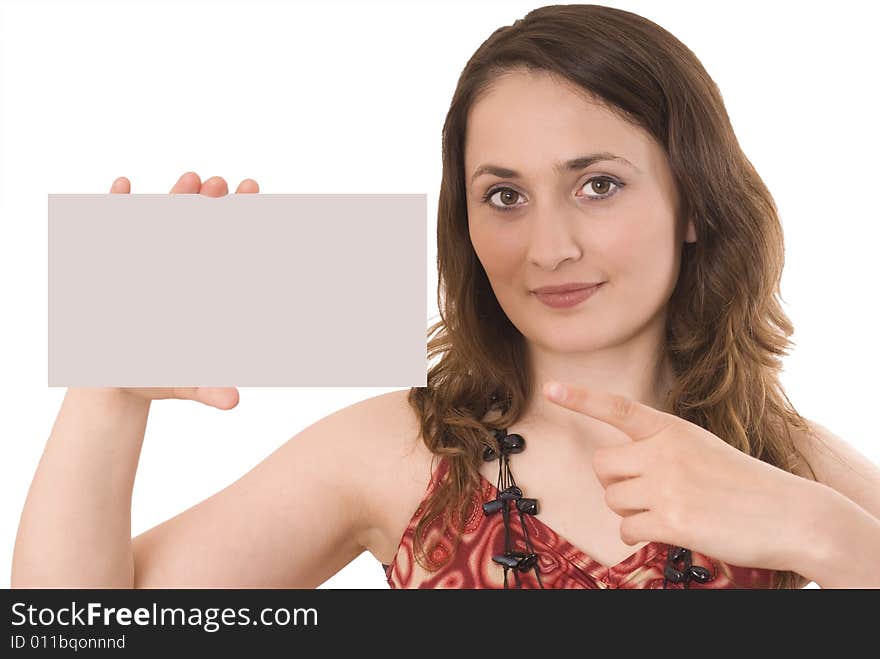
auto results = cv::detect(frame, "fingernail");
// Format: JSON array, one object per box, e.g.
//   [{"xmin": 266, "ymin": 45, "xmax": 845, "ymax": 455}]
[{"xmin": 546, "ymin": 382, "xmax": 566, "ymax": 400}]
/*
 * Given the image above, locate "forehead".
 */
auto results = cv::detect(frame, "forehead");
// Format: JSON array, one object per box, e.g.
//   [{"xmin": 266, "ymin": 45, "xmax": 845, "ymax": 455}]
[{"xmin": 465, "ymin": 70, "xmax": 652, "ymax": 175}]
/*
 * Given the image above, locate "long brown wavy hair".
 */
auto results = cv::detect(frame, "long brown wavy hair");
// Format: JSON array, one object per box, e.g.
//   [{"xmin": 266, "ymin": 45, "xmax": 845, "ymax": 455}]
[{"xmin": 406, "ymin": 3, "xmax": 820, "ymax": 589}]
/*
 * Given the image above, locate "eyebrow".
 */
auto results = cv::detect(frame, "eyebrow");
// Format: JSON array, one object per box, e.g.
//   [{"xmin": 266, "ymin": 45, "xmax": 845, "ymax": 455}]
[{"xmin": 470, "ymin": 152, "xmax": 639, "ymax": 185}]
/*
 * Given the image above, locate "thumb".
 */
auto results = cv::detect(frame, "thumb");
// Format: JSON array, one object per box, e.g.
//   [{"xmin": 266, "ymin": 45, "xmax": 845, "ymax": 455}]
[{"xmin": 177, "ymin": 387, "xmax": 240, "ymax": 410}]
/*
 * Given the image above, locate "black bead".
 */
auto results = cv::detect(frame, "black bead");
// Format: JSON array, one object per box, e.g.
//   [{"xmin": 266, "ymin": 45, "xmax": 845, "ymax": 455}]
[
  {"xmin": 492, "ymin": 554, "xmax": 521, "ymax": 569},
  {"xmin": 499, "ymin": 485, "xmax": 523, "ymax": 500},
  {"xmin": 500, "ymin": 433, "xmax": 525, "ymax": 455},
  {"xmin": 516, "ymin": 497, "xmax": 539, "ymax": 515},
  {"xmin": 482, "ymin": 498, "xmax": 504, "ymax": 515},
  {"xmin": 516, "ymin": 552, "xmax": 539, "ymax": 572},
  {"xmin": 497, "ymin": 551, "xmax": 537, "ymax": 572},
  {"xmin": 663, "ymin": 564, "xmax": 686, "ymax": 583},
  {"xmin": 687, "ymin": 565, "xmax": 712, "ymax": 583},
  {"xmin": 483, "ymin": 446, "xmax": 498, "ymax": 462},
  {"xmin": 670, "ymin": 546, "xmax": 691, "ymax": 562}
]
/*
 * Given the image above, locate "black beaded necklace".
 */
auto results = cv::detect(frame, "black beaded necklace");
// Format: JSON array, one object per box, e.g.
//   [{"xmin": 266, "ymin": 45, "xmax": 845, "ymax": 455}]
[{"xmin": 482, "ymin": 394, "xmax": 713, "ymax": 589}]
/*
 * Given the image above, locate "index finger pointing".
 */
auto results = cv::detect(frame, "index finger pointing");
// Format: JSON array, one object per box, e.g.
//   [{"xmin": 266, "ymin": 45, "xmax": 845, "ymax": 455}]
[{"xmin": 543, "ymin": 381, "xmax": 670, "ymax": 441}]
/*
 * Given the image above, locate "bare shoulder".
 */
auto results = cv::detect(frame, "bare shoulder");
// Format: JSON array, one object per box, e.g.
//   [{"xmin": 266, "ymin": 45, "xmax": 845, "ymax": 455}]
[
  {"xmin": 344, "ymin": 389, "xmax": 438, "ymax": 565},
  {"xmin": 789, "ymin": 418, "xmax": 880, "ymax": 521}
]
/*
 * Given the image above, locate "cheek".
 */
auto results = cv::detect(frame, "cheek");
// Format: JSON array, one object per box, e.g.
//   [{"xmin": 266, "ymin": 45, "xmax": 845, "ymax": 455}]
[
  {"xmin": 469, "ymin": 219, "xmax": 521, "ymax": 283},
  {"xmin": 607, "ymin": 216, "xmax": 680, "ymax": 291}
]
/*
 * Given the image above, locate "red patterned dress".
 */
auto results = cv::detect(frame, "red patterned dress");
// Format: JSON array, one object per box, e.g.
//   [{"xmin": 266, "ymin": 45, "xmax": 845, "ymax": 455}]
[{"xmin": 383, "ymin": 456, "xmax": 779, "ymax": 589}]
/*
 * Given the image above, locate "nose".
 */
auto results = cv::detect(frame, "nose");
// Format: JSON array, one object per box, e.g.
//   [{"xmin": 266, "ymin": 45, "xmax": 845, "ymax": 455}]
[{"xmin": 526, "ymin": 203, "xmax": 583, "ymax": 270}]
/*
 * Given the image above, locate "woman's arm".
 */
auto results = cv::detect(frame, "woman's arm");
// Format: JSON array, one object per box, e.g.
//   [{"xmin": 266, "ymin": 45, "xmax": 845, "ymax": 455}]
[
  {"xmin": 128, "ymin": 391, "xmax": 389, "ymax": 589},
  {"xmin": 789, "ymin": 479, "xmax": 880, "ymax": 588},
  {"xmin": 785, "ymin": 420, "xmax": 880, "ymax": 588},
  {"xmin": 11, "ymin": 388, "xmax": 151, "ymax": 587},
  {"xmin": 12, "ymin": 386, "xmax": 398, "ymax": 588}
]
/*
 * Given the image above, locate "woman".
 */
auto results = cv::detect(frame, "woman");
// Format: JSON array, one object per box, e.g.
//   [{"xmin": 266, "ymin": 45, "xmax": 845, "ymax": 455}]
[{"xmin": 12, "ymin": 4, "xmax": 880, "ymax": 589}]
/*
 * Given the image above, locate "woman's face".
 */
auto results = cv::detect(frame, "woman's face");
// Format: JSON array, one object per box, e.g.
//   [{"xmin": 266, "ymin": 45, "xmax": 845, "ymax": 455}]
[{"xmin": 465, "ymin": 69, "xmax": 695, "ymax": 355}]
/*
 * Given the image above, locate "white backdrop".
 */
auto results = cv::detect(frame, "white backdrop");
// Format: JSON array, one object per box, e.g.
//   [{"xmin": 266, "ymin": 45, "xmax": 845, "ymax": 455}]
[{"xmin": 1, "ymin": 0, "xmax": 877, "ymax": 589}]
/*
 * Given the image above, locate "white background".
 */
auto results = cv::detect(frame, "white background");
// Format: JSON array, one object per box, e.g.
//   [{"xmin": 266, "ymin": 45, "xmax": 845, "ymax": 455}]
[{"xmin": 1, "ymin": 0, "xmax": 877, "ymax": 589}]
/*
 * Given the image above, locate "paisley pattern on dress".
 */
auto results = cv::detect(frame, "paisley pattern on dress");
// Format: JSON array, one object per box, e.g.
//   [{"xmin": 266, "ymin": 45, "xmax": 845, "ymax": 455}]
[{"xmin": 383, "ymin": 456, "xmax": 778, "ymax": 589}]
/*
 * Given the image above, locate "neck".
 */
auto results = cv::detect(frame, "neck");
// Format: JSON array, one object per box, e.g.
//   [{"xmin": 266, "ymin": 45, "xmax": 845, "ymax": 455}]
[{"xmin": 520, "ymin": 310, "xmax": 674, "ymax": 444}]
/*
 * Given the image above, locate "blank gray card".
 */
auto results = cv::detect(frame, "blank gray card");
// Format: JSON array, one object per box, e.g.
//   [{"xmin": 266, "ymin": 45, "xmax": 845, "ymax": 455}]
[{"xmin": 48, "ymin": 193, "xmax": 427, "ymax": 387}]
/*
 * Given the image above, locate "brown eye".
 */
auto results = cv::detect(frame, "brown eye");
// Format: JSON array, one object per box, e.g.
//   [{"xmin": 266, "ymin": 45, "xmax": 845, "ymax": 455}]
[
  {"xmin": 498, "ymin": 189, "xmax": 520, "ymax": 206},
  {"xmin": 581, "ymin": 176, "xmax": 623, "ymax": 201},
  {"xmin": 482, "ymin": 186, "xmax": 524, "ymax": 212},
  {"xmin": 591, "ymin": 179, "xmax": 610, "ymax": 194}
]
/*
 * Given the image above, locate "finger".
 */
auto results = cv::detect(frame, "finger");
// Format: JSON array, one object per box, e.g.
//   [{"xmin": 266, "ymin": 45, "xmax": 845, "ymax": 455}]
[
  {"xmin": 197, "ymin": 387, "xmax": 239, "ymax": 409},
  {"xmin": 544, "ymin": 381, "xmax": 670, "ymax": 441},
  {"xmin": 110, "ymin": 177, "xmax": 131, "ymax": 194},
  {"xmin": 592, "ymin": 443, "xmax": 645, "ymax": 489},
  {"xmin": 618, "ymin": 510, "xmax": 663, "ymax": 546},
  {"xmin": 173, "ymin": 386, "xmax": 239, "ymax": 409},
  {"xmin": 170, "ymin": 171, "xmax": 202, "ymax": 194},
  {"xmin": 200, "ymin": 175, "xmax": 229, "ymax": 198},
  {"xmin": 235, "ymin": 178, "xmax": 259, "ymax": 194},
  {"xmin": 603, "ymin": 475, "xmax": 650, "ymax": 517}
]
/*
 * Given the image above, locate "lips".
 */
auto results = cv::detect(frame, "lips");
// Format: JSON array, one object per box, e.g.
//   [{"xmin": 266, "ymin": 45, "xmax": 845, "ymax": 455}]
[
  {"xmin": 533, "ymin": 283, "xmax": 603, "ymax": 309},
  {"xmin": 531, "ymin": 282, "xmax": 603, "ymax": 295}
]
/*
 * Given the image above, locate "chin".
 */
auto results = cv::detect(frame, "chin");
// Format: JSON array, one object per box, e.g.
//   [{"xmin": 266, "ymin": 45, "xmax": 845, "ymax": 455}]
[{"xmin": 532, "ymin": 328, "xmax": 606, "ymax": 352}]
